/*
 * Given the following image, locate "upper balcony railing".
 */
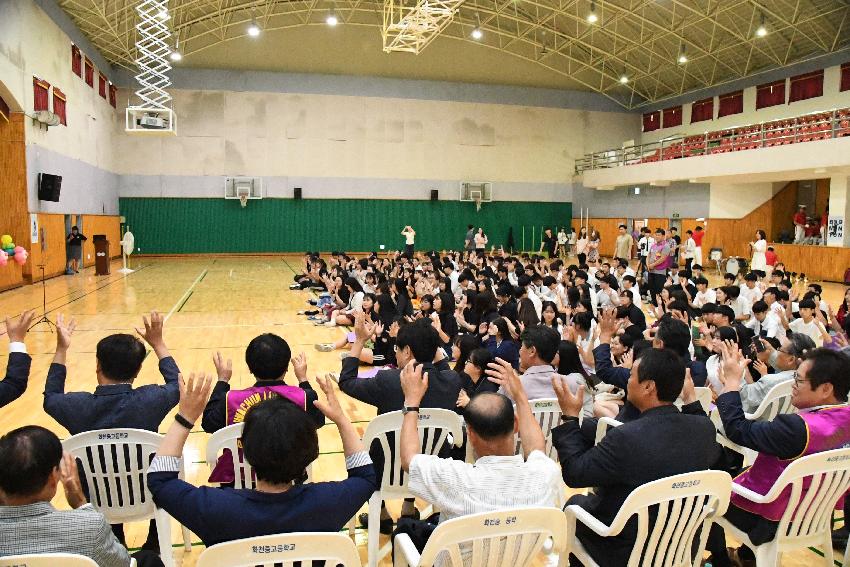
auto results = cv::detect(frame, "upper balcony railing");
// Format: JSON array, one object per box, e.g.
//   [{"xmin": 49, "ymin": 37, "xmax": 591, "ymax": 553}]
[{"xmin": 575, "ymin": 107, "xmax": 850, "ymax": 174}]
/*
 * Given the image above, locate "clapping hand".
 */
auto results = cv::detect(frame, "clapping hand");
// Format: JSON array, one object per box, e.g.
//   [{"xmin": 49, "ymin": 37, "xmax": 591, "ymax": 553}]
[
  {"xmin": 4, "ymin": 310, "xmax": 35, "ymax": 342},
  {"xmin": 485, "ymin": 357, "xmax": 527, "ymax": 401},
  {"xmin": 55, "ymin": 313, "xmax": 76, "ymax": 352},
  {"xmin": 680, "ymin": 368, "xmax": 696, "ymax": 405},
  {"xmin": 213, "ymin": 352, "xmax": 233, "ymax": 383},
  {"xmin": 177, "ymin": 372, "xmax": 215, "ymax": 424},
  {"xmin": 291, "ymin": 351, "xmax": 308, "ymax": 381},
  {"xmin": 400, "ymin": 361, "xmax": 428, "ymax": 406},
  {"xmin": 313, "ymin": 375, "xmax": 347, "ymax": 424},
  {"xmin": 718, "ymin": 340, "xmax": 749, "ymax": 393},
  {"xmin": 552, "ymin": 376, "xmax": 584, "ymax": 418},
  {"xmin": 752, "ymin": 358, "xmax": 769, "ymax": 377},
  {"xmin": 59, "ymin": 452, "xmax": 87, "ymax": 509}
]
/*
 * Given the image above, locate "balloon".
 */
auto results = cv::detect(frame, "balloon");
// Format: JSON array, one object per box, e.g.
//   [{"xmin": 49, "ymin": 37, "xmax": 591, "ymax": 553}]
[
  {"xmin": 13, "ymin": 246, "xmax": 24, "ymax": 254},
  {"xmin": 13, "ymin": 251, "xmax": 26, "ymax": 265},
  {"xmin": 0, "ymin": 235, "xmax": 11, "ymax": 247},
  {"xmin": 2, "ymin": 248, "xmax": 12, "ymax": 256},
  {"xmin": 0, "ymin": 251, "xmax": 7, "ymax": 267}
]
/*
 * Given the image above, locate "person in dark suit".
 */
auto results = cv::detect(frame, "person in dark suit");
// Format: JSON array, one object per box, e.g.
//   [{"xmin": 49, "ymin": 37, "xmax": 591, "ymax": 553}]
[
  {"xmin": 339, "ymin": 311, "xmax": 461, "ymax": 532},
  {"xmin": 1, "ymin": 310, "xmax": 35, "ymax": 409},
  {"xmin": 552, "ymin": 347, "xmax": 723, "ymax": 566}
]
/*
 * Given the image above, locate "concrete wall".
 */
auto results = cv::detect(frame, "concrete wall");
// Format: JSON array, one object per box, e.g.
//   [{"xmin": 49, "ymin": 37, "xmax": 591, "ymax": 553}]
[
  {"xmin": 571, "ymin": 182, "xmax": 711, "ymax": 219},
  {"xmin": 0, "ymin": 0, "xmax": 120, "ymax": 215}
]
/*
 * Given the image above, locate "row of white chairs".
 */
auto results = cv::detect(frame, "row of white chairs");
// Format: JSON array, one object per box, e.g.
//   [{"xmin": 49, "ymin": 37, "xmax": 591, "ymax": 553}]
[{"xmin": 6, "ymin": 444, "xmax": 849, "ymax": 567}]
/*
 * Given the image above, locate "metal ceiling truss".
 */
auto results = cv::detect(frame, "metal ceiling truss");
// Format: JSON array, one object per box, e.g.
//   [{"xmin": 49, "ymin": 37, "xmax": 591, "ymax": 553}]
[{"xmin": 58, "ymin": 0, "xmax": 850, "ymax": 109}]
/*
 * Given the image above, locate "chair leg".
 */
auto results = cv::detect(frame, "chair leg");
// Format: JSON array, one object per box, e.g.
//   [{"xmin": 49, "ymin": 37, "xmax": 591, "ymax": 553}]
[
  {"xmin": 181, "ymin": 523, "xmax": 192, "ymax": 552},
  {"xmin": 844, "ymin": 536, "xmax": 849, "ymax": 567},
  {"xmin": 367, "ymin": 494, "xmax": 381, "ymax": 567},
  {"xmin": 154, "ymin": 508, "xmax": 175, "ymax": 567},
  {"xmin": 821, "ymin": 534, "xmax": 835, "ymax": 566},
  {"xmin": 753, "ymin": 542, "xmax": 777, "ymax": 567}
]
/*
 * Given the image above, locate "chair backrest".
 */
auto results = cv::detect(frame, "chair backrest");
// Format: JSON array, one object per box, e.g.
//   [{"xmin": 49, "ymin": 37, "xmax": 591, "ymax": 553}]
[
  {"xmin": 515, "ymin": 399, "xmax": 562, "ymax": 460},
  {"xmin": 745, "ymin": 379, "xmax": 795, "ymax": 421},
  {"xmin": 769, "ymin": 447, "xmax": 850, "ymax": 545},
  {"xmin": 62, "ymin": 428, "xmax": 164, "ymax": 523},
  {"xmin": 0, "ymin": 554, "xmax": 98, "ymax": 566},
  {"xmin": 607, "ymin": 470, "xmax": 732, "ymax": 567},
  {"xmin": 416, "ymin": 507, "xmax": 566, "ymax": 567},
  {"xmin": 361, "ymin": 409, "xmax": 463, "ymax": 499},
  {"xmin": 594, "ymin": 416, "xmax": 623, "ymax": 445},
  {"xmin": 196, "ymin": 532, "xmax": 361, "ymax": 567},
  {"xmin": 674, "ymin": 387, "xmax": 713, "ymax": 415},
  {"xmin": 205, "ymin": 422, "xmax": 255, "ymax": 489}
]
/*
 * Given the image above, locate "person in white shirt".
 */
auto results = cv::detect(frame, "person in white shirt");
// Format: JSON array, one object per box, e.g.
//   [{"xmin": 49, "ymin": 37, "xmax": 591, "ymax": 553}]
[
  {"xmin": 401, "ymin": 225, "xmax": 416, "ymax": 257},
  {"xmin": 396, "ymin": 356, "xmax": 562, "ymax": 558},
  {"xmin": 596, "ymin": 275, "xmax": 620, "ymax": 310},
  {"xmin": 745, "ymin": 301, "xmax": 781, "ymax": 339},
  {"xmin": 682, "ymin": 230, "xmax": 696, "ymax": 273},
  {"xmin": 637, "ymin": 227, "xmax": 652, "ymax": 277},
  {"xmin": 739, "ymin": 272, "xmax": 763, "ymax": 306},
  {"xmin": 518, "ymin": 275, "xmax": 543, "ymax": 319},
  {"xmin": 557, "ymin": 228, "xmax": 568, "ymax": 258},
  {"xmin": 787, "ymin": 298, "xmax": 827, "ymax": 347},
  {"xmin": 621, "ymin": 275, "xmax": 640, "ymax": 306},
  {"xmin": 691, "ymin": 277, "xmax": 716, "ymax": 309}
]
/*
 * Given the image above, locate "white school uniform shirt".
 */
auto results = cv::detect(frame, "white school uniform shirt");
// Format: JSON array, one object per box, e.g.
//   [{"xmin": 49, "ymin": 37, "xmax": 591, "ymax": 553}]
[
  {"xmin": 526, "ymin": 288, "xmax": 543, "ymax": 318},
  {"xmin": 731, "ymin": 296, "xmax": 752, "ymax": 319},
  {"xmin": 623, "ymin": 283, "xmax": 641, "ymax": 303},
  {"xmin": 768, "ymin": 301, "xmax": 785, "ymax": 316},
  {"xmin": 694, "ymin": 288, "xmax": 716, "ymax": 308},
  {"xmin": 789, "ymin": 318, "xmax": 824, "ymax": 347},
  {"xmin": 403, "ymin": 230, "xmax": 415, "ymax": 245},
  {"xmin": 739, "ymin": 284, "xmax": 763, "ymax": 306},
  {"xmin": 683, "ymin": 237, "xmax": 696, "ymax": 259},
  {"xmin": 638, "ymin": 236, "xmax": 652, "ymax": 257},
  {"xmin": 596, "ymin": 288, "xmax": 619, "ymax": 310},
  {"xmin": 508, "ymin": 271, "xmax": 518, "ymax": 286},
  {"xmin": 745, "ymin": 312, "xmax": 781, "ymax": 339}
]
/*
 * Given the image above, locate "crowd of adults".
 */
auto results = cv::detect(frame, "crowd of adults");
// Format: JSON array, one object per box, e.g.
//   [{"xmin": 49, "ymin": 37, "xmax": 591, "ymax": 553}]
[{"xmin": 0, "ymin": 226, "xmax": 849, "ymax": 567}]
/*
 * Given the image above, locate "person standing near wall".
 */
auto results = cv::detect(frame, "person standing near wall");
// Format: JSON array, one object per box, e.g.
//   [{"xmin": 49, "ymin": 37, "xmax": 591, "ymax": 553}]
[
  {"xmin": 539, "ymin": 228, "xmax": 557, "ymax": 258},
  {"xmin": 401, "ymin": 226, "xmax": 416, "ymax": 257},
  {"xmin": 646, "ymin": 228, "xmax": 672, "ymax": 307},
  {"xmin": 557, "ymin": 228, "xmax": 568, "ymax": 258},
  {"xmin": 66, "ymin": 226, "xmax": 87, "ymax": 274},
  {"xmin": 692, "ymin": 224, "xmax": 706, "ymax": 267},
  {"xmin": 749, "ymin": 230, "xmax": 768, "ymax": 278},
  {"xmin": 614, "ymin": 224, "xmax": 632, "ymax": 261},
  {"xmin": 683, "ymin": 230, "xmax": 696, "ymax": 273},
  {"xmin": 793, "ymin": 205, "xmax": 807, "ymax": 243},
  {"xmin": 575, "ymin": 228, "xmax": 588, "ymax": 264},
  {"xmin": 464, "ymin": 225, "xmax": 475, "ymax": 252},
  {"xmin": 474, "ymin": 228, "xmax": 488, "ymax": 255}
]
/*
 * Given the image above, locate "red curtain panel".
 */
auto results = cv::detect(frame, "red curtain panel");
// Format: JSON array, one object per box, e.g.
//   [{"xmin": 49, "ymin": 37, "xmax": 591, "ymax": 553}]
[
  {"xmin": 643, "ymin": 111, "xmax": 660, "ymax": 132},
  {"xmin": 53, "ymin": 87, "xmax": 67, "ymax": 125},
  {"xmin": 788, "ymin": 70, "xmax": 824, "ymax": 103},
  {"xmin": 99, "ymin": 73, "xmax": 107, "ymax": 98},
  {"xmin": 85, "ymin": 58, "xmax": 94, "ymax": 87},
  {"xmin": 109, "ymin": 84, "xmax": 117, "ymax": 108},
  {"xmin": 756, "ymin": 80, "xmax": 786, "ymax": 109},
  {"xmin": 691, "ymin": 98, "xmax": 714, "ymax": 123},
  {"xmin": 33, "ymin": 77, "xmax": 50, "ymax": 112},
  {"xmin": 663, "ymin": 106, "xmax": 682, "ymax": 128},
  {"xmin": 71, "ymin": 45, "xmax": 82, "ymax": 77},
  {"xmin": 839, "ymin": 62, "xmax": 850, "ymax": 92},
  {"xmin": 718, "ymin": 91, "xmax": 743, "ymax": 118}
]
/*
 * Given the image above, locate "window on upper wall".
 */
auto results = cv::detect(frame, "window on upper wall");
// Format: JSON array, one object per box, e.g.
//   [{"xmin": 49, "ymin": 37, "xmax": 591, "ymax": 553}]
[
  {"xmin": 71, "ymin": 45, "xmax": 82, "ymax": 77},
  {"xmin": 756, "ymin": 80, "xmax": 786, "ymax": 109},
  {"xmin": 691, "ymin": 97, "xmax": 713, "ymax": 123},
  {"xmin": 662, "ymin": 106, "xmax": 682, "ymax": 128},
  {"xmin": 98, "ymin": 73, "xmax": 107, "ymax": 98},
  {"xmin": 717, "ymin": 90, "xmax": 743, "ymax": 118},
  {"xmin": 643, "ymin": 111, "xmax": 660, "ymax": 132},
  {"xmin": 33, "ymin": 77, "xmax": 50, "ymax": 112},
  {"xmin": 840, "ymin": 62, "xmax": 850, "ymax": 92},
  {"xmin": 53, "ymin": 88, "xmax": 67, "ymax": 126},
  {"xmin": 109, "ymin": 84, "xmax": 117, "ymax": 108},
  {"xmin": 788, "ymin": 70, "xmax": 824, "ymax": 103},
  {"xmin": 84, "ymin": 58, "xmax": 94, "ymax": 87}
]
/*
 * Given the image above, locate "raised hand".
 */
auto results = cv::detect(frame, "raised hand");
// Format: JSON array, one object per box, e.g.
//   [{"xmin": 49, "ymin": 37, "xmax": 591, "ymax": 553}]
[
  {"xmin": 135, "ymin": 311, "xmax": 165, "ymax": 349},
  {"xmin": 213, "ymin": 351, "xmax": 233, "ymax": 383},
  {"xmin": 313, "ymin": 374, "xmax": 347, "ymax": 424},
  {"xmin": 456, "ymin": 389, "xmax": 470, "ymax": 408},
  {"xmin": 4, "ymin": 310, "xmax": 35, "ymax": 342},
  {"xmin": 353, "ymin": 310, "xmax": 371, "ymax": 342},
  {"xmin": 752, "ymin": 358, "xmax": 769, "ymax": 377},
  {"xmin": 177, "ymin": 372, "xmax": 215, "ymax": 424},
  {"xmin": 680, "ymin": 368, "xmax": 696, "ymax": 405},
  {"xmin": 55, "ymin": 313, "xmax": 76, "ymax": 352},
  {"xmin": 400, "ymin": 361, "xmax": 428, "ymax": 406},
  {"xmin": 552, "ymin": 375, "xmax": 584, "ymax": 418},
  {"xmin": 618, "ymin": 348, "xmax": 634, "ymax": 370},
  {"xmin": 485, "ymin": 357, "xmax": 527, "ymax": 402},
  {"xmin": 718, "ymin": 340, "xmax": 749, "ymax": 393},
  {"xmin": 59, "ymin": 452, "xmax": 87, "ymax": 509},
  {"xmin": 291, "ymin": 351, "xmax": 308, "ymax": 381},
  {"xmin": 598, "ymin": 307, "xmax": 618, "ymax": 341}
]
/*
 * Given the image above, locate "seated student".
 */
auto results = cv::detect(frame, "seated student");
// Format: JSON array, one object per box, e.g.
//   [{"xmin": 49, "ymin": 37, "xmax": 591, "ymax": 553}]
[
  {"xmin": 745, "ymin": 300, "xmax": 781, "ymax": 339},
  {"xmin": 0, "ymin": 310, "xmax": 35, "ymax": 409},
  {"xmin": 394, "ymin": 358, "xmax": 562, "ymax": 555},
  {"xmin": 739, "ymin": 272, "xmax": 763, "ymax": 306},
  {"xmin": 706, "ymin": 346, "xmax": 850, "ymax": 567},
  {"xmin": 42, "ymin": 311, "xmax": 181, "ymax": 552},
  {"xmin": 691, "ymin": 277, "xmax": 717, "ymax": 309},
  {"xmin": 484, "ymin": 317, "xmax": 520, "ymax": 370},
  {"xmin": 455, "ymin": 347, "xmax": 497, "ymax": 410},
  {"xmin": 617, "ymin": 289, "xmax": 646, "ymax": 332},
  {"xmin": 552, "ymin": 348, "xmax": 723, "ymax": 566},
  {"xmin": 0, "ymin": 426, "xmax": 162, "ymax": 567},
  {"xmin": 148, "ymin": 373, "xmax": 376, "ymax": 548},
  {"xmin": 785, "ymin": 298, "xmax": 828, "ymax": 347}
]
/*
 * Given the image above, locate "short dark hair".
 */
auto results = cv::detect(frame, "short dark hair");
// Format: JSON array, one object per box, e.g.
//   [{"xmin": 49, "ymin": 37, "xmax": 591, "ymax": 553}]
[
  {"xmin": 744, "ymin": 272, "xmax": 759, "ymax": 282},
  {"xmin": 0, "ymin": 426, "xmax": 62, "ymax": 497},
  {"xmin": 618, "ymin": 224, "xmax": 627, "ymax": 229},
  {"xmin": 246, "ymin": 334, "xmax": 292, "ymax": 380},
  {"xmin": 396, "ymin": 319, "xmax": 440, "ymax": 362},
  {"xmin": 722, "ymin": 285, "xmax": 740, "ymax": 300},
  {"xmin": 655, "ymin": 318, "xmax": 692, "ymax": 358},
  {"xmin": 464, "ymin": 392, "xmax": 515, "ymax": 440},
  {"xmin": 96, "ymin": 334, "xmax": 146, "ymax": 382},
  {"xmin": 242, "ymin": 397, "xmax": 318, "ymax": 485},
  {"xmin": 694, "ymin": 277, "xmax": 709, "ymax": 286},
  {"xmin": 751, "ymin": 300, "xmax": 768, "ymax": 314},
  {"xmin": 802, "ymin": 349, "xmax": 850, "ymax": 402},
  {"xmin": 636, "ymin": 348, "xmax": 686, "ymax": 403},
  {"xmin": 623, "ymin": 275, "xmax": 636, "ymax": 285},
  {"xmin": 799, "ymin": 298, "xmax": 817, "ymax": 310},
  {"xmin": 519, "ymin": 324, "xmax": 560, "ymax": 363},
  {"xmin": 655, "ymin": 228, "xmax": 666, "ymax": 236},
  {"xmin": 716, "ymin": 305, "xmax": 736, "ymax": 323}
]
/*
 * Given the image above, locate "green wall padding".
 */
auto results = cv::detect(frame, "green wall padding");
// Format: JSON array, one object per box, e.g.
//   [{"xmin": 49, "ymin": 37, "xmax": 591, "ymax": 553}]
[{"xmin": 119, "ymin": 198, "xmax": 572, "ymax": 254}]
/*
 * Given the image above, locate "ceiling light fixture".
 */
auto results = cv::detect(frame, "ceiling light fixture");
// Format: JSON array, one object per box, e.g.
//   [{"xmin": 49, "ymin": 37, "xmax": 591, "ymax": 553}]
[
  {"xmin": 471, "ymin": 27, "xmax": 483, "ymax": 39},
  {"xmin": 247, "ymin": 21, "xmax": 261, "ymax": 36},
  {"xmin": 326, "ymin": 12, "xmax": 339, "ymax": 26},
  {"xmin": 169, "ymin": 51, "xmax": 182, "ymax": 61},
  {"xmin": 619, "ymin": 74, "xmax": 628, "ymax": 84},
  {"xmin": 755, "ymin": 14, "xmax": 768, "ymax": 37},
  {"xmin": 586, "ymin": 2, "xmax": 598, "ymax": 24},
  {"xmin": 677, "ymin": 45, "xmax": 688, "ymax": 64},
  {"xmin": 157, "ymin": 8, "xmax": 169, "ymax": 20}
]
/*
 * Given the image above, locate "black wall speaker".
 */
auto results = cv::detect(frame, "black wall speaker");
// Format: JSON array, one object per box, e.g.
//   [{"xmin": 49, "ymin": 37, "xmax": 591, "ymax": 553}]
[
  {"xmin": 430, "ymin": 189, "xmax": 439, "ymax": 201},
  {"xmin": 294, "ymin": 187, "xmax": 302, "ymax": 200}
]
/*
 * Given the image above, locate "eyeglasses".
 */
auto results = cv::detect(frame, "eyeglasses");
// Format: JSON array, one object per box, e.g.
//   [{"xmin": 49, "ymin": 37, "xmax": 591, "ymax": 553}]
[{"xmin": 792, "ymin": 371, "xmax": 808, "ymax": 387}]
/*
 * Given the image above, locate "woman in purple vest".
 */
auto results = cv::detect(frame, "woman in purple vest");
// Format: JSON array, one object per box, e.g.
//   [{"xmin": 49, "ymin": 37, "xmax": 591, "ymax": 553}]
[{"xmin": 706, "ymin": 344, "xmax": 850, "ymax": 567}]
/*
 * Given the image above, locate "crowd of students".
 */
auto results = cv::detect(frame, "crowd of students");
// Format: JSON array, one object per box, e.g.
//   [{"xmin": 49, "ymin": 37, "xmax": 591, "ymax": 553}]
[{"xmin": 0, "ymin": 233, "xmax": 849, "ymax": 567}]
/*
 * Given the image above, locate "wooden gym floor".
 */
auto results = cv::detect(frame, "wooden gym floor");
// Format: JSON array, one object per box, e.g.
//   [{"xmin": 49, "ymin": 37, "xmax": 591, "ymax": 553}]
[{"xmin": 0, "ymin": 256, "xmax": 844, "ymax": 566}]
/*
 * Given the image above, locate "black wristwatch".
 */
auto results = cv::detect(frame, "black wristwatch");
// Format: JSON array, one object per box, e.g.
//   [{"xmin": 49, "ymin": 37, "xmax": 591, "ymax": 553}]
[
  {"xmin": 402, "ymin": 406, "xmax": 420, "ymax": 415},
  {"xmin": 560, "ymin": 415, "xmax": 580, "ymax": 423},
  {"xmin": 174, "ymin": 413, "xmax": 195, "ymax": 429}
]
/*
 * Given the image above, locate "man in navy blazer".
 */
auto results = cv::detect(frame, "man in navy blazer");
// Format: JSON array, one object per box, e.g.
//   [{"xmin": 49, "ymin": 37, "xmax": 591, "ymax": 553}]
[
  {"xmin": 552, "ymin": 347, "xmax": 723, "ymax": 566},
  {"xmin": 1, "ymin": 310, "xmax": 35, "ymax": 409}
]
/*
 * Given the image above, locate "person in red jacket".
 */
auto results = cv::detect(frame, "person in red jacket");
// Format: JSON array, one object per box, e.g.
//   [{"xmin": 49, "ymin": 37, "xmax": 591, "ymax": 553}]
[{"xmin": 793, "ymin": 205, "xmax": 807, "ymax": 243}]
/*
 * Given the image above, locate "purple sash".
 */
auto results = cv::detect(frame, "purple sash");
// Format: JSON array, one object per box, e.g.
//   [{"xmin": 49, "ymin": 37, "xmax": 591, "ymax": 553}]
[{"xmin": 208, "ymin": 385, "xmax": 307, "ymax": 484}]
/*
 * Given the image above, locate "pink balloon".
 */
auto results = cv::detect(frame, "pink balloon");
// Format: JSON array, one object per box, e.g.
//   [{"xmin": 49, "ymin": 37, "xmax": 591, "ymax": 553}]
[
  {"xmin": 13, "ymin": 254, "xmax": 26, "ymax": 266},
  {"xmin": 0, "ymin": 251, "xmax": 7, "ymax": 267},
  {"xmin": 13, "ymin": 246, "xmax": 25, "ymax": 254}
]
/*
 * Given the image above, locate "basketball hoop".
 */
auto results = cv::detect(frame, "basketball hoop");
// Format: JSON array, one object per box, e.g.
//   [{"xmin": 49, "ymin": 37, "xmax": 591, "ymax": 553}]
[{"xmin": 239, "ymin": 195, "xmax": 248, "ymax": 208}]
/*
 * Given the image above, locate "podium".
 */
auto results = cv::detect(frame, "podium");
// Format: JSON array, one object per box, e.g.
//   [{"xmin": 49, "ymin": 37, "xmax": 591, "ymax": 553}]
[{"xmin": 93, "ymin": 235, "xmax": 110, "ymax": 275}]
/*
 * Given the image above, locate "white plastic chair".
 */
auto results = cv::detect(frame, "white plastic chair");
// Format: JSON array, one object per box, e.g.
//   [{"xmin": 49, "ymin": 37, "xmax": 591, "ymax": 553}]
[
  {"xmin": 361, "ymin": 408, "xmax": 464, "ymax": 567},
  {"xmin": 716, "ymin": 447, "xmax": 850, "ymax": 566},
  {"xmin": 593, "ymin": 416, "xmax": 623, "ymax": 445},
  {"xmin": 394, "ymin": 507, "xmax": 567, "ymax": 567},
  {"xmin": 205, "ymin": 422, "xmax": 313, "ymax": 489},
  {"xmin": 675, "ymin": 387, "xmax": 713, "ymax": 415},
  {"xmin": 0, "ymin": 554, "xmax": 97, "ymax": 566},
  {"xmin": 195, "ymin": 532, "xmax": 361, "ymax": 567},
  {"xmin": 62, "ymin": 429, "xmax": 192, "ymax": 567},
  {"xmin": 515, "ymin": 398, "xmax": 562, "ymax": 460},
  {"xmin": 564, "ymin": 470, "xmax": 732, "ymax": 567},
  {"xmin": 712, "ymin": 380, "xmax": 795, "ymax": 466}
]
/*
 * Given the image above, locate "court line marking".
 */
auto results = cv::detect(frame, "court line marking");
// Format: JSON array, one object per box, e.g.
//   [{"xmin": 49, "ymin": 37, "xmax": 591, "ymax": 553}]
[{"xmin": 164, "ymin": 268, "xmax": 208, "ymax": 323}]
